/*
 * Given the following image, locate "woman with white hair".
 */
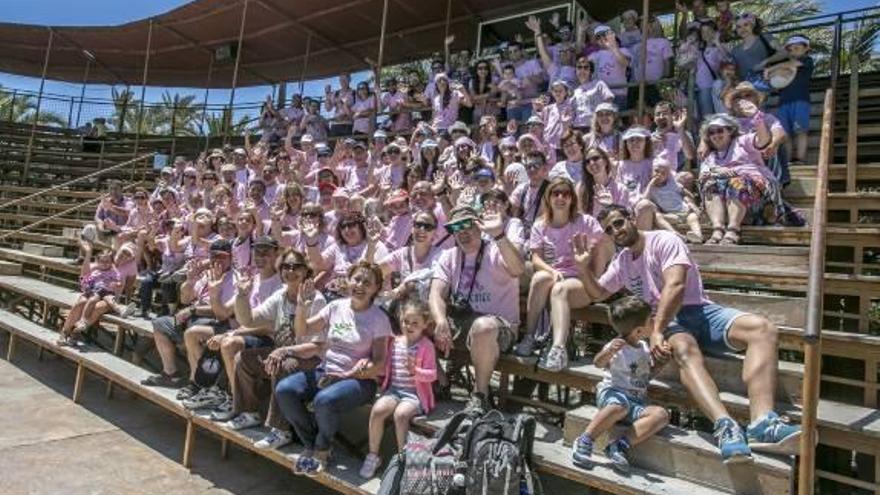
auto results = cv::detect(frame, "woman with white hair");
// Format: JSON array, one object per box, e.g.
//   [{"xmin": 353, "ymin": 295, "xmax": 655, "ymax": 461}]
[{"xmin": 698, "ymin": 112, "xmax": 779, "ymax": 245}]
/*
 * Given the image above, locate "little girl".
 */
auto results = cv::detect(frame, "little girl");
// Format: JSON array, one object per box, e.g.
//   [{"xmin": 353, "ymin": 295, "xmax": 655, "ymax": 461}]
[
  {"xmin": 645, "ymin": 159, "xmax": 703, "ymax": 243},
  {"xmin": 359, "ymin": 298, "xmax": 437, "ymax": 479},
  {"xmin": 58, "ymin": 245, "xmax": 122, "ymax": 345}
]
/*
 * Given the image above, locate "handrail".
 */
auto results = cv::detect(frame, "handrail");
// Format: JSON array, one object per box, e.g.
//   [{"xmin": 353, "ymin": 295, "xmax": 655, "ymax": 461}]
[
  {"xmin": 797, "ymin": 88, "xmax": 832, "ymax": 495},
  {"xmin": 0, "ymin": 152, "xmax": 155, "ymax": 211}
]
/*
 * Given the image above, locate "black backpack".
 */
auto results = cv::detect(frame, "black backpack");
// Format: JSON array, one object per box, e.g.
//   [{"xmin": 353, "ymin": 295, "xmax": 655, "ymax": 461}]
[
  {"xmin": 377, "ymin": 409, "xmax": 541, "ymax": 495},
  {"xmin": 193, "ymin": 350, "xmax": 224, "ymax": 388}
]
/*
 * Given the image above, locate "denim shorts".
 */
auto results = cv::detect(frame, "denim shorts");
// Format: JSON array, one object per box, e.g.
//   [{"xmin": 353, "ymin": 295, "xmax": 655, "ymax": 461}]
[
  {"xmin": 777, "ymin": 100, "xmax": 811, "ymax": 135},
  {"xmin": 665, "ymin": 304, "xmax": 746, "ymax": 354},
  {"xmin": 242, "ymin": 335, "xmax": 274, "ymax": 349},
  {"xmin": 596, "ymin": 386, "xmax": 647, "ymax": 425},
  {"xmin": 383, "ymin": 386, "xmax": 423, "ymax": 415}
]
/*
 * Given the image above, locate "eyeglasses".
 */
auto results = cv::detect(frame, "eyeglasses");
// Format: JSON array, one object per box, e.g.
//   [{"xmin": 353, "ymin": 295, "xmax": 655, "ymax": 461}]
[
  {"xmin": 413, "ymin": 221, "xmax": 437, "ymax": 231},
  {"xmin": 387, "ymin": 149, "xmax": 401, "ymax": 155},
  {"xmin": 708, "ymin": 127, "xmax": 727, "ymax": 136},
  {"xmin": 134, "ymin": 195, "xmax": 147, "ymax": 200},
  {"xmin": 444, "ymin": 219, "xmax": 474, "ymax": 234},
  {"xmin": 202, "ymin": 176, "xmax": 217, "ymax": 181},
  {"xmin": 185, "ymin": 174, "xmax": 197, "ymax": 179},
  {"xmin": 551, "ymin": 189, "xmax": 572, "ymax": 199},
  {"xmin": 585, "ymin": 155, "xmax": 604, "ymax": 163},
  {"xmin": 280, "ymin": 262, "xmax": 307, "ymax": 272},
  {"xmin": 603, "ymin": 217, "xmax": 627, "ymax": 235},
  {"xmin": 576, "ymin": 65, "xmax": 591, "ymax": 69},
  {"xmin": 525, "ymin": 161, "xmax": 543, "ymax": 170},
  {"xmin": 596, "ymin": 111, "xmax": 615, "ymax": 118},
  {"xmin": 340, "ymin": 221, "xmax": 362, "ymax": 230}
]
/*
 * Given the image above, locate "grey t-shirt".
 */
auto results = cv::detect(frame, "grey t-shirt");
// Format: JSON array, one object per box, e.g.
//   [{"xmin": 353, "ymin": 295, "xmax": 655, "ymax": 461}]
[
  {"xmin": 252, "ymin": 288, "xmax": 327, "ymax": 346},
  {"xmin": 731, "ymin": 35, "xmax": 777, "ymax": 79}
]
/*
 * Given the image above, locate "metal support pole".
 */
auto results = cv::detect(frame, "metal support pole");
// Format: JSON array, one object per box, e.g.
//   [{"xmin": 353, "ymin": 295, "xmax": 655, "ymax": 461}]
[
  {"xmin": 225, "ymin": 0, "xmax": 250, "ymax": 146},
  {"xmin": 443, "ymin": 0, "xmax": 453, "ymax": 65},
  {"xmin": 7, "ymin": 90, "xmax": 16, "ymax": 123},
  {"xmin": 374, "ymin": 0, "xmax": 390, "ymax": 130},
  {"xmin": 201, "ymin": 57, "xmax": 214, "ymax": 154},
  {"xmin": 797, "ymin": 88, "xmax": 833, "ymax": 495},
  {"xmin": 298, "ymin": 33, "xmax": 312, "ymax": 95},
  {"xmin": 636, "ymin": 0, "xmax": 650, "ymax": 118},
  {"xmin": 133, "ymin": 19, "xmax": 154, "ymax": 157},
  {"xmin": 67, "ymin": 96, "xmax": 74, "ymax": 128},
  {"xmin": 75, "ymin": 57, "xmax": 91, "ymax": 128},
  {"xmin": 22, "ymin": 28, "xmax": 54, "ymax": 186}
]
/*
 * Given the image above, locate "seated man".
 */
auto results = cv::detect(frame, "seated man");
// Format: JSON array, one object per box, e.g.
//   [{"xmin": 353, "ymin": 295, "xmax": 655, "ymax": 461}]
[
  {"xmin": 429, "ymin": 206, "xmax": 525, "ymax": 412},
  {"xmin": 573, "ymin": 204, "xmax": 801, "ymax": 463},
  {"xmin": 141, "ymin": 239, "xmax": 236, "ymax": 408}
]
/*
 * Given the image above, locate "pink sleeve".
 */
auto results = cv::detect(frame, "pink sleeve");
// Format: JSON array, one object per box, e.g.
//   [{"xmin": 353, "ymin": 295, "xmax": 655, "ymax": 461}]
[
  {"xmin": 661, "ymin": 39, "xmax": 674, "ymax": 59},
  {"xmin": 528, "ymin": 222, "xmax": 544, "ymax": 251},
  {"xmin": 414, "ymin": 341, "xmax": 438, "ymax": 383},
  {"xmin": 656, "ymin": 232, "xmax": 693, "ymax": 272},
  {"xmin": 597, "ymin": 256, "xmax": 624, "ymax": 294},
  {"xmin": 432, "ymin": 248, "xmax": 455, "ymax": 285},
  {"xmin": 598, "ymin": 80, "xmax": 614, "ymax": 101},
  {"xmin": 321, "ymin": 244, "xmax": 337, "ymax": 269},
  {"xmin": 582, "ymin": 214, "xmax": 606, "ymax": 241}
]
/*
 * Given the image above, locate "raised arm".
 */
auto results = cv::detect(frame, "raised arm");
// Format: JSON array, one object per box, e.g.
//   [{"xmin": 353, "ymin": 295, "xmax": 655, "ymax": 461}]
[
  {"xmin": 572, "ymin": 232, "xmax": 613, "ymax": 302},
  {"xmin": 525, "ymin": 16, "xmax": 553, "ymax": 72}
]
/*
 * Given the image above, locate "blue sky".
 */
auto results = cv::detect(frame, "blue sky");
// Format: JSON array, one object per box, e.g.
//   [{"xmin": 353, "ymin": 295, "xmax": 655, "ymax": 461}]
[{"xmin": 0, "ymin": 0, "xmax": 875, "ymax": 123}]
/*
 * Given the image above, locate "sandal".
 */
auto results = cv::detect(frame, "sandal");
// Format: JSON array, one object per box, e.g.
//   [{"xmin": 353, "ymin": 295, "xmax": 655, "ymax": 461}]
[
  {"xmin": 720, "ymin": 228, "xmax": 741, "ymax": 245},
  {"xmin": 704, "ymin": 228, "xmax": 724, "ymax": 245}
]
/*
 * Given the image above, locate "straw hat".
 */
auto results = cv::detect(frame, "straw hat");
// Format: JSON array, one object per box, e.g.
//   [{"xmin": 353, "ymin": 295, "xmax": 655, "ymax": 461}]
[{"xmin": 723, "ymin": 81, "xmax": 766, "ymax": 110}]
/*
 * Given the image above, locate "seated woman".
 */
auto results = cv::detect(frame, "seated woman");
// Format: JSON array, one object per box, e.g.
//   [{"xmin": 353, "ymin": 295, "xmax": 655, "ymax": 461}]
[
  {"xmin": 307, "ymin": 212, "xmax": 389, "ymax": 298},
  {"xmin": 378, "ymin": 210, "xmax": 444, "ymax": 302},
  {"xmin": 58, "ymin": 244, "xmax": 122, "ymax": 345},
  {"xmin": 270, "ymin": 202, "xmax": 335, "ymax": 257},
  {"xmin": 698, "ymin": 113, "xmax": 779, "ymax": 245},
  {"xmin": 515, "ymin": 177, "xmax": 611, "ymax": 371},
  {"xmin": 221, "ymin": 250, "xmax": 327, "ymax": 450},
  {"xmin": 275, "ymin": 262, "xmax": 392, "ymax": 476},
  {"xmin": 139, "ymin": 219, "xmax": 188, "ymax": 317},
  {"xmin": 481, "ymin": 189, "xmax": 526, "ymax": 255},
  {"xmin": 578, "ymin": 147, "xmax": 645, "ymax": 227}
]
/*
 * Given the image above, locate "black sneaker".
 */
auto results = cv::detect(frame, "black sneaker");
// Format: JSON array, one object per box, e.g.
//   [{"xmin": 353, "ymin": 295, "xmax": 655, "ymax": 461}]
[
  {"xmin": 141, "ymin": 372, "xmax": 184, "ymax": 388},
  {"xmin": 175, "ymin": 381, "xmax": 201, "ymax": 400}
]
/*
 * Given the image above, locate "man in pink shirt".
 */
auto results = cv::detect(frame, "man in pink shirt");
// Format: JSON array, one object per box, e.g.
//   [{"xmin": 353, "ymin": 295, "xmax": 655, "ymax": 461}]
[
  {"xmin": 430, "ymin": 206, "xmax": 525, "ymax": 413},
  {"xmin": 589, "ymin": 25, "xmax": 633, "ymax": 110},
  {"xmin": 574, "ymin": 204, "xmax": 802, "ymax": 463}
]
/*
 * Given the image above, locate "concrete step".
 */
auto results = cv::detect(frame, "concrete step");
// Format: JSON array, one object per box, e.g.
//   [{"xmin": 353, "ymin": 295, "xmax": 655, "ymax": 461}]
[
  {"xmin": 0, "ymin": 261, "xmax": 21, "ymax": 275},
  {"xmin": 21, "ymin": 242, "xmax": 64, "ymax": 258},
  {"xmin": 562, "ymin": 404, "xmax": 792, "ymax": 494}
]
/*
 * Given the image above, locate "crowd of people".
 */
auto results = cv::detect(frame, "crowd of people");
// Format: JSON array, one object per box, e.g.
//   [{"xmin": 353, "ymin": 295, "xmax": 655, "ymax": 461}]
[{"xmin": 60, "ymin": 0, "xmax": 809, "ymax": 481}]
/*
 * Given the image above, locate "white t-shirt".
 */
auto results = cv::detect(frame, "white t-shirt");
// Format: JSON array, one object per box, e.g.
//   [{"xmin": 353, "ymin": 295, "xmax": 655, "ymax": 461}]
[
  {"xmin": 317, "ymin": 299, "xmax": 393, "ymax": 375},
  {"xmin": 598, "ymin": 340, "xmax": 652, "ymax": 401}
]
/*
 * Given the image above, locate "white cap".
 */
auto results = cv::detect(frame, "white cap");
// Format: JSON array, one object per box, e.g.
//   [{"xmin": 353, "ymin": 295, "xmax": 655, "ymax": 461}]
[
  {"xmin": 784, "ymin": 35, "xmax": 810, "ymax": 48},
  {"xmin": 594, "ymin": 25, "xmax": 612, "ymax": 36},
  {"xmin": 622, "ymin": 126, "xmax": 651, "ymax": 141},
  {"xmin": 595, "ymin": 102, "xmax": 619, "ymax": 114}
]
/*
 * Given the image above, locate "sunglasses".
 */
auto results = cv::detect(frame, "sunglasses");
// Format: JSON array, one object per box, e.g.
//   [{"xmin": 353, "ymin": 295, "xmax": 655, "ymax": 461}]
[
  {"xmin": 525, "ymin": 161, "xmax": 543, "ymax": 170},
  {"xmin": 586, "ymin": 155, "xmax": 604, "ymax": 163},
  {"xmin": 708, "ymin": 127, "xmax": 728, "ymax": 136},
  {"xmin": 134, "ymin": 195, "xmax": 147, "ymax": 200},
  {"xmin": 444, "ymin": 219, "xmax": 474, "ymax": 234},
  {"xmin": 603, "ymin": 218, "xmax": 627, "ymax": 235},
  {"xmin": 413, "ymin": 221, "xmax": 437, "ymax": 231},
  {"xmin": 596, "ymin": 111, "xmax": 615, "ymax": 118},
  {"xmin": 340, "ymin": 221, "xmax": 362, "ymax": 230},
  {"xmin": 551, "ymin": 189, "xmax": 572, "ymax": 199},
  {"xmin": 185, "ymin": 175, "xmax": 197, "ymax": 178},
  {"xmin": 203, "ymin": 176, "xmax": 217, "ymax": 180},
  {"xmin": 280, "ymin": 262, "xmax": 307, "ymax": 271},
  {"xmin": 576, "ymin": 65, "xmax": 591, "ymax": 69}
]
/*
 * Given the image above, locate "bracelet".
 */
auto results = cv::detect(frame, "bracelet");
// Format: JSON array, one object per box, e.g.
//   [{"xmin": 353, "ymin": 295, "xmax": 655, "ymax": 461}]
[
  {"xmin": 493, "ymin": 232, "xmax": 506, "ymax": 241},
  {"xmin": 306, "ymin": 240, "xmax": 318, "ymax": 247}
]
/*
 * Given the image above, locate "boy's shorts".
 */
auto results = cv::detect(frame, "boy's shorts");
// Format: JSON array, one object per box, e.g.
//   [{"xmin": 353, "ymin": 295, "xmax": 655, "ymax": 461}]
[
  {"xmin": 776, "ymin": 100, "xmax": 810, "ymax": 135},
  {"xmin": 597, "ymin": 386, "xmax": 647, "ymax": 425}
]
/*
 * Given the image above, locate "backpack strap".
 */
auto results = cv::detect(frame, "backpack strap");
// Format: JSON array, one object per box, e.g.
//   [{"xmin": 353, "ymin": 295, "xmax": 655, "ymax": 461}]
[{"xmin": 431, "ymin": 411, "xmax": 472, "ymax": 454}]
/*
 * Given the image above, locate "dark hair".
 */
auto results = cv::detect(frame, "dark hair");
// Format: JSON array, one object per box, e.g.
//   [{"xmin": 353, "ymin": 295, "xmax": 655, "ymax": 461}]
[
  {"xmin": 399, "ymin": 297, "xmax": 433, "ymax": 325},
  {"xmin": 560, "ymin": 129, "xmax": 585, "ymax": 154},
  {"xmin": 347, "ymin": 261, "xmax": 384, "ymax": 302},
  {"xmin": 526, "ymin": 150, "xmax": 547, "ymax": 164},
  {"xmin": 608, "ymin": 295, "xmax": 652, "ymax": 337},
  {"xmin": 480, "ymin": 189, "xmax": 510, "ymax": 214},
  {"xmin": 300, "ymin": 202, "xmax": 326, "ymax": 229},
  {"xmin": 471, "ymin": 60, "xmax": 493, "ymax": 95},
  {"xmin": 335, "ymin": 212, "xmax": 367, "ymax": 245},
  {"xmin": 278, "ymin": 248, "xmax": 314, "ymax": 278},
  {"xmin": 597, "ymin": 204, "xmax": 632, "ymax": 224},
  {"xmin": 580, "ymin": 146, "xmax": 612, "ymax": 214},
  {"xmin": 502, "ymin": 64, "xmax": 515, "ymax": 73},
  {"xmin": 575, "ymin": 56, "xmax": 594, "ymax": 74}
]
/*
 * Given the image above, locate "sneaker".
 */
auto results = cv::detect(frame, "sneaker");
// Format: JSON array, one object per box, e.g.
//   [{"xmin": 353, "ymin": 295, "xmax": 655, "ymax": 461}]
[
  {"xmin": 571, "ymin": 433, "xmax": 594, "ymax": 468},
  {"xmin": 513, "ymin": 332, "xmax": 537, "ymax": 357},
  {"xmin": 714, "ymin": 417, "xmax": 753, "ymax": 464},
  {"xmin": 225, "ymin": 412, "xmax": 262, "ymax": 431},
  {"xmin": 538, "ymin": 345, "xmax": 568, "ymax": 372},
  {"xmin": 604, "ymin": 437, "xmax": 631, "ymax": 473},
  {"xmin": 255, "ymin": 428, "xmax": 293, "ymax": 449},
  {"xmin": 210, "ymin": 397, "xmax": 235, "ymax": 421},
  {"xmin": 182, "ymin": 386, "xmax": 227, "ymax": 410},
  {"xmin": 302, "ymin": 455, "xmax": 325, "ymax": 477},
  {"xmin": 141, "ymin": 372, "xmax": 184, "ymax": 388},
  {"xmin": 293, "ymin": 453, "xmax": 312, "ymax": 475},
  {"xmin": 175, "ymin": 381, "xmax": 200, "ymax": 400},
  {"xmin": 359, "ymin": 453, "xmax": 382, "ymax": 479},
  {"xmin": 116, "ymin": 302, "xmax": 136, "ymax": 318},
  {"xmin": 464, "ymin": 392, "xmax": 488, "ymax": 415},
  {"xmin": 747, "ymin": 411, "xmax": 802, "ymax": 455}
]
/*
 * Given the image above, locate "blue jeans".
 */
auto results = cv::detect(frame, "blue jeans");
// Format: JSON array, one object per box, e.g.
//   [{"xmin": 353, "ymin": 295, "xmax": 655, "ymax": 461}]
[
  {"xmin": 274, "ymin": 368, "xmax": 377, "ymax": 451},
  {"xmin": 138, "ymin": 271, "xmax": 177, "ymax": 315},
  {"xmin": 696, "ymin": 87, "xmax": 715, "ymax": 123}
]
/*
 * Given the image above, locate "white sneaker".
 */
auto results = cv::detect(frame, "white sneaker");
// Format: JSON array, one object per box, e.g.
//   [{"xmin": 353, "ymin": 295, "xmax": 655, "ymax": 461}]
[
  {"xmin": 538, "ymin": 345, "xmax": 568, "ymax": 372},
  {"xmin": 254, "ymin": 428, "xmax": 293, "ymax": 449},
  {"xmin": 224, "ymin": 412, "xmax": 262, "ymax": 431},
  {"xmin": 359, "ymin": 453, "xmax": 382, "ymax": 479},
  {"xmin": 115, "ymin": 302, "xmax": 136, "ymax": 318}
]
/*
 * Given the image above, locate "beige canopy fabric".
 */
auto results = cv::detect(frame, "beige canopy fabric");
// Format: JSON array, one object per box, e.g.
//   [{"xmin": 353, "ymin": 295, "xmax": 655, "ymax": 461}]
[{"xmin": 0, "ymin": 0, "xmax": 671, "ymax": 88}]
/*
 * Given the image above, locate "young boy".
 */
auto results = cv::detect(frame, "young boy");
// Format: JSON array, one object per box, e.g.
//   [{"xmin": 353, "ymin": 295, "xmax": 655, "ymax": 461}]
[
  {"xmin": 645, "ymin": 159, "xmax": 703, "ymax": 244},
  {"xmin": 497, "ymin": 64, "xmax": 525, "ymax": 123},
  {"xmin": 571, "ymin": 296, "xmax": 670, "ymax": 472},
  {"xmin": 772, "ymin": 35, "xmax": 814, "ymax": 165}
]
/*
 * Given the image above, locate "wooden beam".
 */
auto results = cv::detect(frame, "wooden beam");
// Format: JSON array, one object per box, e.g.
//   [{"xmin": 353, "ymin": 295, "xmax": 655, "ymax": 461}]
[{"xmin": 51, "ymin": 31, "xmax": 129, "ymax": 86}]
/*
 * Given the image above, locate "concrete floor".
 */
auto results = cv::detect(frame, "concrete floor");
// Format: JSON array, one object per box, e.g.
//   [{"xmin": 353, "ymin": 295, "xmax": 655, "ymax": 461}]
[{"xmin": 0, "ymin": 333, "xmax": 337, "ymax": 495}]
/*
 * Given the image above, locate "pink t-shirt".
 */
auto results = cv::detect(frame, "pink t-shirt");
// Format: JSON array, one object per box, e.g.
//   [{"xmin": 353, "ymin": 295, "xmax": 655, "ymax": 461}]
[
  {"xmin": 529, "ymin": 213, "xmax": 604, "ymax": 277},
  {"xmin": 700, "ymin": 133, "xmax": 775, "ymax": 181},
  {"xmin": 385, "ymin": 213, "xmax": 414, "ymax": 250},
  {"xmin": 515, "ymin": 58, "xmax": 545, "ymax": 98},
  {"xmin": 590, "ymin": 179, "xmax": 631, "ymax": 217},
  {"xmin": 232, "ymin": 236, "xmax": 253, "ymax": 271},
  {"xmin": 547, "ymin": 63, "xmax": 578, "ymax": 88},
  {"xmin": 617, "ymin": 159, "xmax": 653, "ymax": 203},
  {"xmin": 317, "ymin": 298, "xmax": 393, "ymax": 375},
  {"xmin": 249, "ymin": 272, "xmax": 283, "ymax": 308},
  {"xmin": 541, "ymin": 100, "xmax": 573, "ymax": 149},
  {"xmin": 380, "ymin": 245, "xmax": 443, "ymax": 280},
  {"xmin": 598, "ymin": 230, "xmax": 712, "ymax": 309},
  {"xmin": 322, "ymin": 241, "xmax": 390, "ymax": 280},
  {"xmin": 589, "ymin": 48, "xmax": 633, "ymax": 96},
  {"xmin": 433, "ymin": 242, "xmax": 520, "ymax": 328},
  {"xmin": 511, "ymin": 181, "xmax": 547, "ymax": 232},
  {"xmin": 193, "ymin": 269, "xmax": 237, "ymax": 307},
  {"xmin": 636, "ymin": 38, "xmax": 673, "ymax": 83},
  {"xmin": 432, "ymin": 91, "xmax": 462, "ymax": 130},
  {"xmin": 382, "ymin": 91, "xmax": 412, "ymax": 132},
  {"xmin": 345, "ymin": 163, "xmax": 371, "ymax": 191},
  {"xmin": 351, "ymin": 97, "xmax": 375, "ymax": 134},
  {"xmin": 586, "ymin": 132, "xmax": 621, "ymax": 160},
  {"xmin": 572, "ymin": 80, "xmax": 615, "ymax": 127},
  {"xmin": 653, "ymin": 130, "xmax": 685, "ymax": 170},
  {"xmin": 378, "ymin": 163, "xmax": 406, "ymax": 190}
]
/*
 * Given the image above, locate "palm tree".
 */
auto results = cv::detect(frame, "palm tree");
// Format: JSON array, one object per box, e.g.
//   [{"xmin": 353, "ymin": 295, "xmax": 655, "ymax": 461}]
[
  {"xmin": 160, "ymin": 91, "xmax": 202, "ymax": 136},
  {"xmin": 204, "ymin": 108, "xmax": 250, "ymax": 137},
  {"xmin": 0, "ymin": 87, "xmax": 67, "ymax": 127}
]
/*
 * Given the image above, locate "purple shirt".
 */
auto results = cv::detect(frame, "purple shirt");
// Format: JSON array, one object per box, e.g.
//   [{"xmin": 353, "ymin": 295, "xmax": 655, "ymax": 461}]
[
  {"xmin": 541, "ymin": 100, "xmax": 573, "ymax": 149},
  {"xmin": 696, "ymin": 46, "xmax": 725, "ymax": 89},
  {"xmin": 700, "ymin": 133, "xmax": 775, "ymax": 182},
  {"xmin": 636, "ymin": 38, "xmax": 673, "ymax": 83},
  {"xmin": 589, "ymin": 48, "xmax": 633, "ymax": 96},
  {"xmin": 431, "ymin": 91, "xmax": 462, "ymax": 130},
  {"xmin": 598, "ymin": 230, "xmax": 712, "ymax": 309},
  {"xmin": 617, "ymin": 159, "xmax": 653, "ymax": 204},
  {"xmin": 529, "ymin": 213, "xmax": 605, "ymax": 277},
  {"xmin": 572, "ymin": 80, "xmax": 615, "ymax": 128},
  {"xmin": 384, "ymin": 213, "xmax": 413, "ymax": 251},
  {"xmin": 351, "ymin": 97, "xmax": 375, "ymax": 134}
]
